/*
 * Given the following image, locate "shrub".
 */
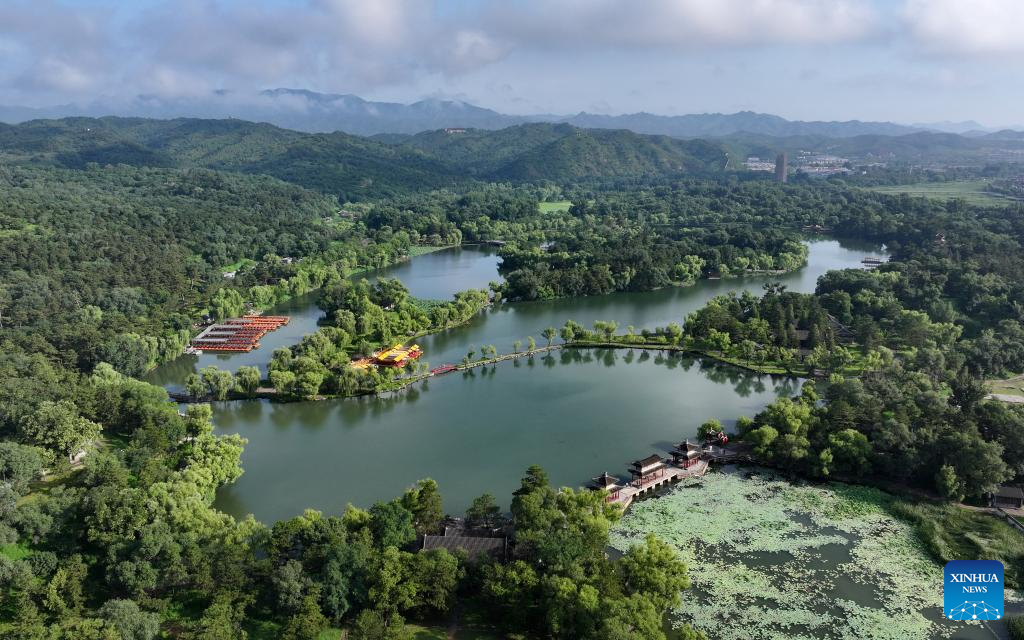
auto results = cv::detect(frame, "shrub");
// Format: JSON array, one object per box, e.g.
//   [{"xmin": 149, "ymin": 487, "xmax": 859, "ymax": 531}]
[{"xmin": 1008, "ymin": 615, "xmax": 1024, "ymax": 640}]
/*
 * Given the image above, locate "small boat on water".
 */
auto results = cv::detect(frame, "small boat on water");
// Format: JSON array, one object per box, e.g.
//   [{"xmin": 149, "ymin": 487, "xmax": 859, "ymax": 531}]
[{"xmin": 184, "ymin": 346, "xmax": 203, "ymax": 355}]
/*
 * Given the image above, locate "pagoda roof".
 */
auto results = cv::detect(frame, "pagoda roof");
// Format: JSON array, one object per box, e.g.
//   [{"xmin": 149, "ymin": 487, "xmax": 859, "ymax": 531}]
[
  {"xmin": 631, "ymin": 454, "xmax": 664, "ymax": 469},
  {"xmin": 591, "ymin": 472, "xmax": 621, "ymax": 489}
]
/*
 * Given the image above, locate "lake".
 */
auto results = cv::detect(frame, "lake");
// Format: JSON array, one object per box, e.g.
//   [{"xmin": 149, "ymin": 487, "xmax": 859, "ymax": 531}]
[{"xmin": 149, "ymin": 238, "xmax": 886, "ymax": 523}]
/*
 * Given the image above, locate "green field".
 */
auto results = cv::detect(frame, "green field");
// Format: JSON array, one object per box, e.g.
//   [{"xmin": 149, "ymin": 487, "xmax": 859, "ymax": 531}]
[
  {"xmin": 988, "ymin": 373, "xmax": 1024, "ymax": 398},
  {"xmin": 221, "ymin": 258, "xmax": 256, "ymax": 273},
  {"xmin": 408, "ymin": 245, "xmax": 452, "ymax": 257},
  {"xmin": 538, "ymin": 200, "xmax": 572, "ymax": 213},
  {"xmin": 868, "ymin": 180, "xmax": 1016, "ymax": 207}
]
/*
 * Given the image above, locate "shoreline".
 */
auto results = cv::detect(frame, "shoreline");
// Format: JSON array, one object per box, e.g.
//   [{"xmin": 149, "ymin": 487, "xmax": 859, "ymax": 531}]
[{"xmin": 172, "ymin": 340, "xmax": 812, "ymax": 404}]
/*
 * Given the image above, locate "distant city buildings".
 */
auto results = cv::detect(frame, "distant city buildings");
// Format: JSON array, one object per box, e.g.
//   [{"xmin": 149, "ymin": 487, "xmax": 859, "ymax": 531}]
[
  {"xmin": 742, "ymin": 157, "xmax": 775, "ymax": 172},
  {"xmin": 744, "ymin": 150, "xmax": 854, "ymax": 178}
]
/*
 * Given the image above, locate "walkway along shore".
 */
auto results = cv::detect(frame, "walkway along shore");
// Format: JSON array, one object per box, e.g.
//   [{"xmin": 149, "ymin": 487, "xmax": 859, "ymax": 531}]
[
  {"xmin": 168, "ymin": 341, "xmax": 810, "ymax": 403},
  {"xmin": 344, "ymin": 340, "xmax": 817, "ymax": 401}
]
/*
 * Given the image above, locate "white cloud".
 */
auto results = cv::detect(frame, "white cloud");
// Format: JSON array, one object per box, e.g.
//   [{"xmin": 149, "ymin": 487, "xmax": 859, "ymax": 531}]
[
  {"xmin": 482, "ymin": 0, "xmax": 880, "ymax": 49},
  {"xmin": 904, "ymin": 0, "xmax": 1024, "ymax": 55},
  {"xmin": 0, "ymin": 0, "xmax": 113, "ymax": 99},
  {"xmin": 0, "ymin": 0, "xmax": 1020, "ymax": 117}
]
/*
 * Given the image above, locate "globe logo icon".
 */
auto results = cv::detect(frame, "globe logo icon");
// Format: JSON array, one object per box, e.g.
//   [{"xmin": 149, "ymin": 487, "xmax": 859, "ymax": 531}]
[
  {"xmin": 944, "ymin": 560, "xmax": 1004, "ymax": 623},
  {"xmin": 947, "ymin": 601, "xmax": 1001, "ymax": 621}
]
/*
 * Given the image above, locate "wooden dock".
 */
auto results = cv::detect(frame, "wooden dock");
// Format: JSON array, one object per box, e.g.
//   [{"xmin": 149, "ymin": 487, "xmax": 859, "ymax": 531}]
[
  {"xmin": 592, "ymin": 441, "xmax": 756, "ymax": 509},
  {"xmin": 607, "ymin": 459, "xmax": 710, "ymax": 508}
]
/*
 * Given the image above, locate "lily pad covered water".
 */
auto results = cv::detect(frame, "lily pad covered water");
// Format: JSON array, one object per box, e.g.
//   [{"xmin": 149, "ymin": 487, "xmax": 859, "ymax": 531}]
[{"xmin": 610, "ymin": 469, "xmax": 995, "ymax": 640}]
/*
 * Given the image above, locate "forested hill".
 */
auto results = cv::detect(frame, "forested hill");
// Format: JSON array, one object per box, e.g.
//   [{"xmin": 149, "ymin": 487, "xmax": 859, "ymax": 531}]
[
  {"xmin": 381, "ymin": 123, "xmax": 728, "ymax": 179},
  {"xmin": 0, "ymin": 117, "xmax": 730, "ymax": 198},
  {"xmin": 719, "ymin": 129, "xmax": 1024, "ymax": 165},
  {"xmin": 0, "ymin": 117, "xmax": 459, "ymax": 201}
]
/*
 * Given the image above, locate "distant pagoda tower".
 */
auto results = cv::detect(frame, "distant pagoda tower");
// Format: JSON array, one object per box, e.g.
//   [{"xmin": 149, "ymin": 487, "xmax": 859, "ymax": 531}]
[{"xmin": 774, "ymin": 153, "xmax": 788, "ymax": 183}]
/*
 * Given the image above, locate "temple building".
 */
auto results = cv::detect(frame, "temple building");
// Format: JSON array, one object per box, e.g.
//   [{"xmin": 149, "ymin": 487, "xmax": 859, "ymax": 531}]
[
  {"xmin": 591, "ymin": 472, "xmax": 624, "ymax": 502},
  {"xmin": 629, "ymin": 454, "xmax": 666, "ymax": 487},
  {"xmin": 671, "ymin": 440, "xmax": 702, "ymax": 469}
]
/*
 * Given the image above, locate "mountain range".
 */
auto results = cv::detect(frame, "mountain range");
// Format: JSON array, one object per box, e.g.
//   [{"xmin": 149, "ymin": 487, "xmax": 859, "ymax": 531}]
[
  {"xmin": 4, "ymin": 113, "xmax": 1023, "ymax": 203},
  {"xmin": 0, "ymin": 117, "xmax": 733, "ymax": 199},
  {"xmin": 5, "ymin": 88, "xmax": 1014, "ymax": 139}
]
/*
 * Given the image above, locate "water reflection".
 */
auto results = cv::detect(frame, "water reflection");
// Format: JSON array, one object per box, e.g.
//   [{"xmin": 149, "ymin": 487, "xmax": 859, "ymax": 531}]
[{"xmin": 211, "ymin": 351, "xmax": 803, "ymax": 522}]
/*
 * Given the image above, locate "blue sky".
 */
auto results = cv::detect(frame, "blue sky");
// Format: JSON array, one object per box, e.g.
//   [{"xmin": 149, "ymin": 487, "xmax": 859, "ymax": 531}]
[{"xmin": 2, "ymin": 0, "xmax": 1023, "ymax": 125}]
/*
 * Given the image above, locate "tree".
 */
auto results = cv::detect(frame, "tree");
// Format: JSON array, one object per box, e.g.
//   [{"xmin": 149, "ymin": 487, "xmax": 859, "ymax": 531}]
[
  {"xmin": 562, "ymin": 320, "xmax": 585, "ymax": 343},
  {"xmin": 200, "ymin": 366, "xmax": 234, "ymax": 401},
  {"xmin": 513, "ymin": 340, "xmax": 522, "ymax": 353},
  {"xmin": 411, "ymin": 549, "xmax": 461, "ymax": 614},
  {"xmin": 20, "ymin": 400, "xmax": 101, "ymax": 462},
  {"xmin": 739, "ymin": 339, "xmax": 757, "ymax": 365},
  {"xmin": 619, "ymin": 534, "xmax": 690, "ymax": 611},
  {"xmin": 192, "ymin": 594, "xmax": 249, "ymax": 640},
  {"xmin": 44, "ymin": 555, "xmax": 88, "ymax": 617},
  {"xmin": 350, "ymin": 609, "xmax": 408, "ymax": 640},
  {"xmin": 827, "ymin": 429, "xmax": 871, "ymax": 476},
  {"xmin": 542, "ymin": 327, "xmax": 557, "ymax": 347},
  {"xmin": 697, "ymin": 419, "xmax": 723, "ymax": 441},
  {"xmin": 270, "ymin": 370, "xmax": 297, "ymax": 396},
  {"xmin": 706, "ymin": 329, "xmax": 731, "ymax": 353},
  {"xmin": 294, "ymin": 371, "xmax": 324, "ymax": 399},
  {"xmin": 402, "ymin": 478, "xmax": 443, "ymax": 535},
  {"xmin": 183, "ymin": 403, "xmax": 215, "ymax": 438},
  {"xmin": 321, "ymin": 540, "xmax": 372, "ymax": 622},
  {"xmin": 273, "ymin": 560, "xmax": 312, "ymax": 614},
  {"xmin": 369, "ymin": 501, "xmax": 416, "ymax": 550},
  {"xmin": 185, "ymin": 373, "xmax": 205, "ymax": 400},
  {"xmin": 0, "ymin": 442, "xmax": 44, "ymax": 494},
  {"xmin": 527, "ymin": 336, "xmax": 536, "ymax": 351},
  {"xmin": 368, "ymin": 546, "xmax": 417, "ymax": 616},
  {"xmin": 98, "ymin": 599, "xmax": 161, "ymax": 640},
  {"xmin": 466, "ymin": 493, "xmax": 502, "ymax": 530},
  {"xmin": 593, "ymin": 320, "xmax": 618, "ymax": 341},
  {"xmin": 665, "ymin": 323, "xmax": 683, "ymax": 345},
  {"xmin": 234, "ymin": 366, "xmax": 261, "ymax": 397},
  {"xmin": 99, "ymin": 334, "xmax": 153, "ymax": 378},
  {"xmin": 280, "ymin": 591, "xmax": 328, "ymax": 640},
  {"xmin": 601, "ymin": 594, "xmax": 668, "ymax": 640},
  {"xmin": 1007, "ymin": 615, "xmax": 1024, "ymax": 640},
  {"xmin": 935, "ymin": 464, "xmax": 964, "ymax": 502},
  {"xmin": 746, "ymin": 426, "xmax": 778, "ymax": 458}
]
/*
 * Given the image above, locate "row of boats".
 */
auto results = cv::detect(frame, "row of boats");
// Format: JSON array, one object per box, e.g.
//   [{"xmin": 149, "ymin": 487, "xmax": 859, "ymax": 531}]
[{"xmin": 186, "ymin": 315, "xmax": 291, "ymax": 353}]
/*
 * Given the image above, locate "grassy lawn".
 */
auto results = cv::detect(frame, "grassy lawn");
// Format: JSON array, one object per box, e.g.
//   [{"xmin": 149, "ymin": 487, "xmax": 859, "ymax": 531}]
[
  {"xmin": 406, "ymin": 624, "xmax": 503, "ymax": 639},
  {"xmin": 408, "ymin": 245, "xmax": 452, "ymax": 257},
  {"xmin": 0, "ymin": 543, "xmax": 32, "ymax": 561},
  {"xmin": 891, "ymin": 501, "xmax": 1024, "ymax": 589},
  {"xmin": 867, "ymin": 180, "xmax": 1017, "ymax": 207},
  {"xmin": 989, "ymin": 373, "xmax": 1024, "ymax": 398},
  {"xmin": 538, "ymin": 200, "xmax": 572, "ymax": 213},
  {"xmin": 221, "ymin": 258, "xmax": 256, "ymax": 273}
]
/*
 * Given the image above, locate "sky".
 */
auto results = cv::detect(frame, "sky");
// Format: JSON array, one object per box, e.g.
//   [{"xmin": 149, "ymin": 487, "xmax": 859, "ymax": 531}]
[{"xmin": 2, "ymin": 0, "xmax": 1024, "ymax": 125}]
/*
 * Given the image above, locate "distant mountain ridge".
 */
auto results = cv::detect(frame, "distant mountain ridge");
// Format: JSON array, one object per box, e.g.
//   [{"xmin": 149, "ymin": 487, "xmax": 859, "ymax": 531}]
[
  {"xmin": 0, "ymin": 88, "xmax": 976, "ymax": 139},
  {"xmin": 0, "ymin": 117, "xmax": 730, "ymax": 198}
]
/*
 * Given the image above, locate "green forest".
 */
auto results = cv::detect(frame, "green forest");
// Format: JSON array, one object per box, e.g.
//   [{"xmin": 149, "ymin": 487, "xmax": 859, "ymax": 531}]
[{"xmin": 1, "ymin": 115, "xmax": 1024, "ymax": 638}]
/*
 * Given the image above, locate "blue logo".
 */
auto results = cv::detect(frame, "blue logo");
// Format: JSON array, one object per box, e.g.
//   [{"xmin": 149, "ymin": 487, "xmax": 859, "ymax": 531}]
[{"xmin": 944, "ymin": 560, "xmax": 1003, "ymax": 621}]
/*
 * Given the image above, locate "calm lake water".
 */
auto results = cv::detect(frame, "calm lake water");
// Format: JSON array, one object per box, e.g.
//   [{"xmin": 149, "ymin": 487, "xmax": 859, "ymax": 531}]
[{"xmin": 150, "ymin": 238, "xmax": 886, "ymax": 523}]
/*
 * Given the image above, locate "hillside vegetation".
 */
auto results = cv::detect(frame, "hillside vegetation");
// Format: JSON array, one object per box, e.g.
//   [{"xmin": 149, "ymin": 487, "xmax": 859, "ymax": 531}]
[
  {"xmin": 395, "ymin": 123, "xmax": 727, "ymax": 179},
  {"xmin": 0, "ymin": 118, "xmax": 729, "ymax": 198}
]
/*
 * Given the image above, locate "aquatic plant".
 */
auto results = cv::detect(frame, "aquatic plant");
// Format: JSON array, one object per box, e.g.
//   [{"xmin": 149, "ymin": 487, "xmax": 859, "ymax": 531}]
[{"xmin": 609, "ymin": 469, "xmax": 980, "ymax": 640}]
